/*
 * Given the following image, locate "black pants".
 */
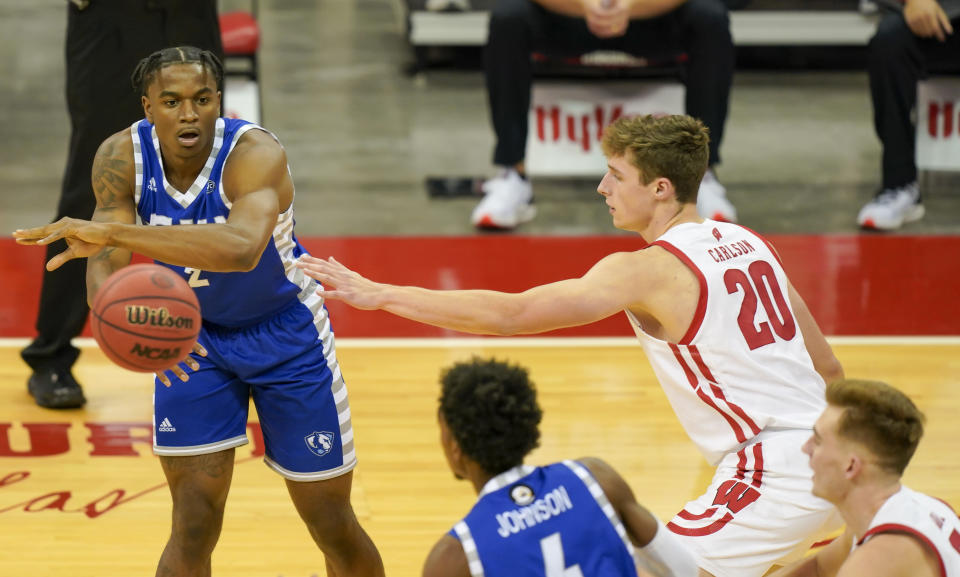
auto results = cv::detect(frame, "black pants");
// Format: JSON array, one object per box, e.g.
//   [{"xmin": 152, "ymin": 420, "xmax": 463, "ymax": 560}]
[
  {"xmin": 869, "ymin": 12, "xmax": 960, "ymax": 191},
  {"xmin": 21, "ymin": 0, "xmax": 223, "ymax": 374},
  {"xmin": 484, "ymin": 0, "xmax": 734, "ymax": 167}
]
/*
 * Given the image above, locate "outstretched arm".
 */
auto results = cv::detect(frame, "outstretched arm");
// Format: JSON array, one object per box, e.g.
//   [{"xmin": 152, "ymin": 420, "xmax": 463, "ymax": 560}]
[
  {"xmin": 579, "ymin": 457, "xmax": 698, "ymax": 577},
  {"xmin": 298, "ymin": 251, "xmax": 648, "ymax": 336},
  {"xmin": 14, "ymin": 129, "xmax": 288, "ymax": 273}
]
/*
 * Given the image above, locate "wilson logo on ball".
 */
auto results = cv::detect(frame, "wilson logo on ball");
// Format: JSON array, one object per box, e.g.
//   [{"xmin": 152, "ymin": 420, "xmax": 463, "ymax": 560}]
[
  {"xmin": 129, "ymin": 343, "xmax": 184, "ymax": 361},
  {"xmin": 124, "ymin": 305, "xmax": 195, "ymax": 329},
  {"xmin": 92, "ymin": 263, "xmax": 202, "ymax": 373}
]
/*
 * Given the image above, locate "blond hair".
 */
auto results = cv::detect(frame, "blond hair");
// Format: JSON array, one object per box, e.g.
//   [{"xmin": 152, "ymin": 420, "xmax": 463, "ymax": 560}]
[
  {"xmin": 826, "ymin": 379, "xmax": 925, "ymax": 475},
  {"xmin": 601, "ymin": 114, "xmax": 710, "ymax": 204}
]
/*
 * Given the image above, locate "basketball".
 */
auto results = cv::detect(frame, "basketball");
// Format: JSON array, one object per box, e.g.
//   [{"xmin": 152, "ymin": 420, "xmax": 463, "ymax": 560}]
[{"xmin": 90, "ymin": 264, "xmax": 202, "ymax": 373}]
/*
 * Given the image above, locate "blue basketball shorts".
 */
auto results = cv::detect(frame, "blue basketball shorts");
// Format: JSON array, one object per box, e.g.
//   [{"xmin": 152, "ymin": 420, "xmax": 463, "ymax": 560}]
[{"xmin": 152, "ymin": 299, "xmax": 356, "ymax": 482}]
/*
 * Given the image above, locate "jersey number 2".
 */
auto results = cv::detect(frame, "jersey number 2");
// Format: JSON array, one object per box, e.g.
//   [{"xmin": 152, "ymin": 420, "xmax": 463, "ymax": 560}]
[
  {"xmin": 185, "ymin": 267, "xmax": 209, "ymax": 288},
  {"xmin": 541, "ymin": 533, "xmax": 583, "ymax": 577},
  {"xmin": 724, "ymin": 260, "xmax": 796, "ymax": 350}
]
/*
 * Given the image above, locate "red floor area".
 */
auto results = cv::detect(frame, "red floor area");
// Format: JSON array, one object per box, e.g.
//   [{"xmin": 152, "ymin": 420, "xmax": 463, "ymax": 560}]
[{"xmin": 1, "ymin": 235, "xmax": 957, "ymax": 337}]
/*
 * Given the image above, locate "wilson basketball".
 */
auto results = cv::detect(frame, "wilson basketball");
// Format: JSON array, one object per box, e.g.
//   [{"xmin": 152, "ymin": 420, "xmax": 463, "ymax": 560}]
[{"xmin": 91, "ymin": 264, "xmax": 202, "ymax": 373}]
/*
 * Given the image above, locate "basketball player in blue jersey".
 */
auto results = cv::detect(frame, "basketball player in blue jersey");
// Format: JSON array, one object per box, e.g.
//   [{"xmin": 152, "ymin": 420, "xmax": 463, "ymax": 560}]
[
  {"xmin": 13, "ymin": 47, "xmax": 384, "ymax": 577},
  {"xmin": 426, "ymin": 357, "xmax": 698, "ymax": 577}
]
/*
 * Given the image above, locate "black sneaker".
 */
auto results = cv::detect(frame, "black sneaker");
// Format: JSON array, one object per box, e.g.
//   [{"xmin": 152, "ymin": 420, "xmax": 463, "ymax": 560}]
[{"xmin": 27, "ymin": 369, "xmax": 86, "ymax": 409}]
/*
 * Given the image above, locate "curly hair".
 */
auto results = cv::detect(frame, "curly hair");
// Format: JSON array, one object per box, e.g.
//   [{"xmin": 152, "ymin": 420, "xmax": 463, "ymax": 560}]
[
  {"xmin": 131, "ymin": 46, "xmax": 223, "ymax": 96},
  {"xmin": 827, "ymin": 379, "xmax": 925, "ymax": 475},
  {"xmin": 601, "ymin": 114, "xmax": 710, "ymax": 204},
  {"xmin": 439, "ymin": 357, "xmax": 543, "ymax": 475}
]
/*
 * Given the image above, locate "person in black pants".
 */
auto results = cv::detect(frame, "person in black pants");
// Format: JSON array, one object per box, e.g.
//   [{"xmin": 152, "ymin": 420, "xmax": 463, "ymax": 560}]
[
  {"xmin": 471, "ymin": 0, "xmax": 736, "ymax": 230},
  {"xmin": 23, "ymin": 0, "xmax": 223, "ymax": 408},
  {"xmin": 858, "ymin": 0, "xmax": 959, "ymax": 231}
]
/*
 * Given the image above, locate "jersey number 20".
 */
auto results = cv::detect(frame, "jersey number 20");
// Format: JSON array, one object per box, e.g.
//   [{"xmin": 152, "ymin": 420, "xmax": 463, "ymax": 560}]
[{"xmin": 724, "ymin": 260, "xmax": 796, "ymax": 350}]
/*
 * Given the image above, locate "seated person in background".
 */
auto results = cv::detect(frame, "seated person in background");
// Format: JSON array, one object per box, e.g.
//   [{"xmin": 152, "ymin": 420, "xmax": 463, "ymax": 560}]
[
  {"xmin": 472, "ymin": 0, "xmax": 736, "ymax": 230},
  {"xmin": 858, "ymin": 0, "xmax": 958, "ymax": 230},
  {"xmin": 771, "ymin": 379, "xmax": 960, "ymax": 577},
  {"xmin": 423, "ymin": 357, "xmax": 698, "ymax": 577}
]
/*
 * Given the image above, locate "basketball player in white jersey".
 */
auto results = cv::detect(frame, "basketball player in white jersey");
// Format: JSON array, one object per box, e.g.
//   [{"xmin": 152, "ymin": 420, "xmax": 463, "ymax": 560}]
[
  {"xmin": 771, "ymin": 379, "xmax": 960, "ymax": 577},
  {"xmin": 298, "ymin": 114, "xmax": 846, "ymax": 577}
]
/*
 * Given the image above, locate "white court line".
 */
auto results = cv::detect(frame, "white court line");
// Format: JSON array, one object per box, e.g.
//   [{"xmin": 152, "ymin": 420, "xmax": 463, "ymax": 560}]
[{"xmin": 0, "ymin": 336, "xmax": 958, "ymax": 349}]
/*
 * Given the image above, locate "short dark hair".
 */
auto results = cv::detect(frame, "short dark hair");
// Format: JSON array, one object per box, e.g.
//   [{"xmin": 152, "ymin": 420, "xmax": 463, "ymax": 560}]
[
  {"xmin": 601, "ymin": 114, "xmax": 710, "ymax": 204},
  {"xmin": 131, "ymin": 46, "xmax": 223, "ymax": 96},
  {"xmin": 439, "ymin": 358, "xmax": 542, "ymax": 475},
  {"xmin": 826, "ymin": 379, "xmax": 925, "ymax": 476}
]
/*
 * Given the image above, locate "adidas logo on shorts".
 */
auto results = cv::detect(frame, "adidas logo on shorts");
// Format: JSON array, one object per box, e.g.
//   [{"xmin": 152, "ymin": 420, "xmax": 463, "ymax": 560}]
[{"xmin": 158, "ymin": 417, "xmax": 176, "ymax": 432}]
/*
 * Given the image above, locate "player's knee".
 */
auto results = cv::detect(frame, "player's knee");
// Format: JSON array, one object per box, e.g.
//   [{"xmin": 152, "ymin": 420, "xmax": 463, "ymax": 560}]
[
  {"xmin": 171, "ymin": 492, "xmax": 227, "ymax": 555},
  {"xmin": 306, "ymin": 498, "xmax": 359, "ymax": 545}
]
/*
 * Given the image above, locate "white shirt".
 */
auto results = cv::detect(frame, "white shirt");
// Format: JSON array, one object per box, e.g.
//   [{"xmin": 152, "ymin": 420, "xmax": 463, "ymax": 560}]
[
  {"xmin": 858, "ymin": 485, "xmax": 960, "ymax": 577},
  {"xmin": 628, "ymin": 220, "xmax": 825, "ymax": 464}
]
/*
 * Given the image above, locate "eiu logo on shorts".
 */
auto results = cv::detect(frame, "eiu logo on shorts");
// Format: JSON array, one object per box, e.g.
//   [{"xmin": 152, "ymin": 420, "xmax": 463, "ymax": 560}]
[{"xmin": 304, "ymin": 431, "xmax": 335, "ymax": 457}]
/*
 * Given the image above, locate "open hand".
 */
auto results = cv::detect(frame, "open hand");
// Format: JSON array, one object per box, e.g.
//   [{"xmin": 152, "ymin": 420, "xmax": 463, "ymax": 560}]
[
  {"xmin": 297, "ymin": 255, "xmax": 385, "ymax": 310},
  {"xmin": 13, "ymin": 217, "xmax": 110, "ymax": 270},
  {"xmin": 155, "ymin": 341, "xmax": 208, "ymax": 388},
  {"xmin": 904, "ymin": 0, "xmax": 954, "ymax": 41}
]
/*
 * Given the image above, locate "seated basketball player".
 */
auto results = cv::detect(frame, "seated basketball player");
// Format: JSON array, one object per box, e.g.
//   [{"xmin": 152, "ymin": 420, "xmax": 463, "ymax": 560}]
[
  {"xmin": 771, "ymin": 379, "xmax": 960, "ymax": 577},
  {"xmin": 13, "ymin": 47, "xmax": 383, "ymax": 576},
  {"xmin": 298, "ymin": 114, "xmax": 847, "ymax": 577},
  {"xmin": 425, "ymin": 357, "xmax": 698, "ymax": 577}
]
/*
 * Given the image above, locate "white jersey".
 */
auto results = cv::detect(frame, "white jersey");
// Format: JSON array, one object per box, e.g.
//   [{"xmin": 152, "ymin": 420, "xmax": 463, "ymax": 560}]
[
  {"xmin": 627, "ymin": 220, "xmax": 825, "ymax": 465},
  {"xmin": 858, "ymin": 485, "xmax": 960, "ymax": 577}
]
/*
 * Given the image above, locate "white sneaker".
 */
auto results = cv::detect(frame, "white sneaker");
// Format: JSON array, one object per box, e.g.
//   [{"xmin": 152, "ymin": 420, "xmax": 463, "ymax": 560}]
[
  {"xmin": 857, "ymin": 182, "xmax": 924, "ymax": 230},
  {"xmin": 696, "ymin": 169, "xmax": 737, "ymax": 223},
  {"xmin": 471, "ymin": 169, "xmax": 536, "ymax": 230},
  {"xmin": 425, "ymin": 0, "xmax": 470, "ymax": 11}
]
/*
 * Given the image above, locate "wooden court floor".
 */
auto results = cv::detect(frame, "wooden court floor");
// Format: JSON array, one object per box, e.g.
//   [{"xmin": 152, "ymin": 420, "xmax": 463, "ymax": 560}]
[{"xmin": 0, "ymin": 338, "xmax": 957, "ymax": 577}]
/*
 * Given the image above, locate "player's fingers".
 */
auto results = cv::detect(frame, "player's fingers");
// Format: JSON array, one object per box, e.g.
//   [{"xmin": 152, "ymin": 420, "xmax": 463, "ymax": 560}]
[
  {"xmin": 303, "ymin": 268, "xmax": 333, "ymax": 285},
  {"xmin": 184, "ymin": 355, "xmax": 200, "ymax": 371},
  {"xmin": 12, "ymin": 226, "xmax": 49, "ymax": 239},
  {"xmin": 298, "ymin": 254, "xmax": 321, "ymax": 266},
  {"xmin": 296, "ymin": 259, "xmax": 328, "ymax": 275},
  {"xmin": 46, "ymin": 253, "xmax": 68, "ymax": 271},
  {"xmin": 942, "ymin": 12, "xmax": 954, "ymax": 34},
  {"xmin": 318, "ymin": 288, "xmax": 343, "ymax": 301},
  {"xmin": 37, "ymin": 231, "xmax": 65, "ymax": 245},
  {"xmin": 156, "ymin": 372, "xmax": 172, "ymax": 387},
  {"xmin": 192, "ymin": 342, "xmax": 207, "ymax": 357},
  {"xmin": 935, "ymin": 10, "xmax": 952, "ymax": 40},
  {"xmin": 171, "ymin": 365, "xmax": 190, "ymax": 382}
]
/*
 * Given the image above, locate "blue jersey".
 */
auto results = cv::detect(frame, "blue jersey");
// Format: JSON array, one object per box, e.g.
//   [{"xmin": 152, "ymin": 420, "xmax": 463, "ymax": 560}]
[
  {"xmin": 131, "ymin": 117, "xmax": 311, "ymax": 327},
  {"xmin": 451, "ymin": 461, "xmax": 639, "ymax": 577}
]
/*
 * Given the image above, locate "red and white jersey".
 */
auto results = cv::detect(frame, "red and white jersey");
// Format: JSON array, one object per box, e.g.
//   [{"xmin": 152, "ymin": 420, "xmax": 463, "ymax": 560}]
[
  {"xmin": 627, "ymin": 220, "xmax": 825, "ymax": 465},
  {"xmin": 857, "ymin": 486, "xmax": 960, "ymax": 577}
]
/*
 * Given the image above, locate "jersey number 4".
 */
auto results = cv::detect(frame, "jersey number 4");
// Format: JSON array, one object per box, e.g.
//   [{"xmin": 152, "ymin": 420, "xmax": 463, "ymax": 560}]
[
  {"xmin": 541, "ymin": 533, "xmax": 584, "ymax": 577},
  {"xmin": 724, "ymin": 260, "xmax": 796, "ymax": 350}
]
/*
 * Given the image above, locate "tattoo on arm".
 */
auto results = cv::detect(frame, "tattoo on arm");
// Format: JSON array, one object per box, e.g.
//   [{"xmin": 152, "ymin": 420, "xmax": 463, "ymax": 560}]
[
  {"xmin": 90, "ymin": 247, "xmax": 117, "ymax": 263},
  {"xmin": 92, "ymin": 140, "xmax": 132, "ymax": 208}
]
